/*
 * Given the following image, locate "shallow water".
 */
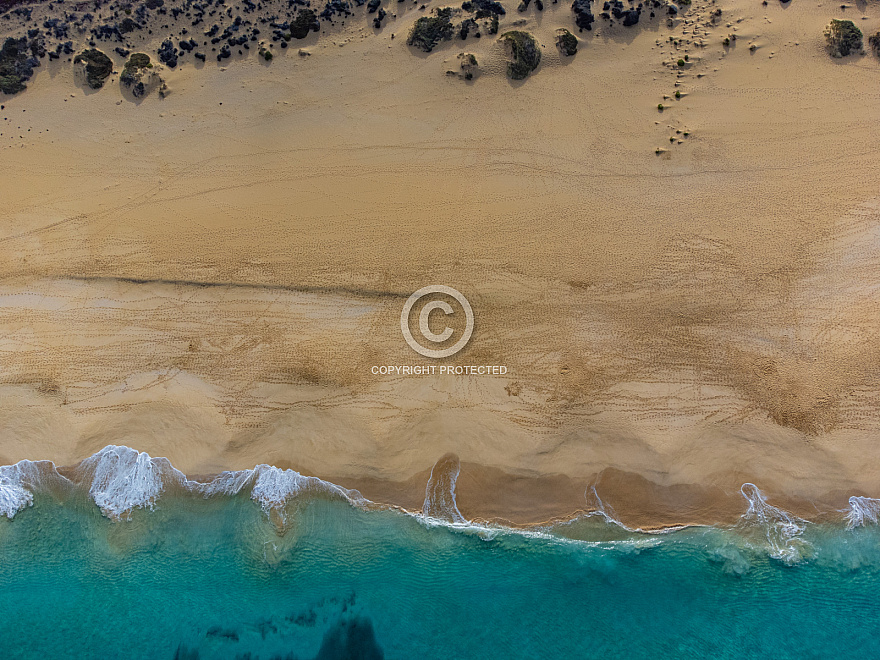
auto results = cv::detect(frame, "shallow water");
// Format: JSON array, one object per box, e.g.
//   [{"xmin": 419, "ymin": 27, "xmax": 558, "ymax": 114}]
[{"xmin": 3, "ymin": 475, "xmax": 880, "ymax": 660}]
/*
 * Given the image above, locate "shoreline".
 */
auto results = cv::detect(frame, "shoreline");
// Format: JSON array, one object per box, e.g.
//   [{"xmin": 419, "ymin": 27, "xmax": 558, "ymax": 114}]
[{"xmin": 3, "ymin": 444, "xmax": 871, "ymax": 532}]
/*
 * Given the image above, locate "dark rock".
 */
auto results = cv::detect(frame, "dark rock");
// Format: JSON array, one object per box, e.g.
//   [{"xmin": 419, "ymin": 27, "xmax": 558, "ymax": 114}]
[
  {"xmin": 621, "ymin": 7, "xmax": 639, "ymax": 25},
  {"xmin": 571, "ymin": 0, "xmax": 595, "ymax": 30},
  {"xmin": 290, "ymin": 8, "xmax": 319, "ymax": 38},
  {"xmin": 158, "ymin": 38, "xmax": 178, "ymax": 67}
]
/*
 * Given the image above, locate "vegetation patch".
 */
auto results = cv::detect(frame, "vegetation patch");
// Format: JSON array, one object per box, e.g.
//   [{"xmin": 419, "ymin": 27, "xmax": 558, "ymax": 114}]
[
  {"xmin": 824, "ymin": 19, "xmax": 862, "ymax": 58},
  {"xmin": 461, "ymin": 0, "xmax": 506, "ymax": 17},
  {"xmin": 0, "ymin": 36, "xmax": 40, "ymax": 95},
  {"xmin": 500, "ymin": 30, "xmax": 540, "ymax": 80},
  {"xmin": 556, "ymin": 28, "xmax": 578, "ymax": 56},
  {"xmin": 869, "ymin": 32, "xmax": 880, "ymax": 58},
  {"xmin": 74, "ymin": 48, "xmax": 113, "ymax": 89},
  {"xmin": 408, "ymin": 8, "xmax": 455, "ymax": 52},
  {"xmin": 120, "ymin": 52, "xmax": 163, "ymax": 98}
]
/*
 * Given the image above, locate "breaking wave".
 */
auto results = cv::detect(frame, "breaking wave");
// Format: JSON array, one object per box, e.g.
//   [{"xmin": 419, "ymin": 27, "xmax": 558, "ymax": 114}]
[
  {"xmin": 3, "ymin": 446, "xmax": 880, "ymax": 565},
  {"xmin": 0, "ymin": 445, "xmax": 365, "ymax": 522},
  {"xmin": 845, "ymin": 496, "xmax": 880, "ymax": 529},
  {"xmin": 738, "ymin": 483, "xmax": 808, "ymax": 564}
]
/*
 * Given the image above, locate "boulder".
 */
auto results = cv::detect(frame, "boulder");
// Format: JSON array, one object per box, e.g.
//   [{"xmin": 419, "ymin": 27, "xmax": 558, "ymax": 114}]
[{"xmin": 571, "ymin": 0, "xmax": 595, "ymax": 30}]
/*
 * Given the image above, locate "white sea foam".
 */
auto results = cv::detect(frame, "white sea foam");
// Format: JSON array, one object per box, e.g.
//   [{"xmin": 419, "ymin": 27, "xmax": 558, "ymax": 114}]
[
  {"xmin": 739, "ymin": 483, "xmax": 808, "ymax": 563},
  {"xmin": 845, "ymin": 496, "xmax": 880, "ymax": 529},
  {"xmin": 422, "ymin": 455, "xmax": 465, "ymax": 524},
  {"xmin": 78, "ymin": 445, "xmax": 189, "ymax": 520},
  {"xmin": 0, "ymin": 462, "xmax": 38, "ymax": 519},
  {"xmin": 197, "ymin": 464, "xmax": 366, "ymax": 521},
  {"xmin": 0, "ymin": 459, "xmax": 74, "ymax": 519}
]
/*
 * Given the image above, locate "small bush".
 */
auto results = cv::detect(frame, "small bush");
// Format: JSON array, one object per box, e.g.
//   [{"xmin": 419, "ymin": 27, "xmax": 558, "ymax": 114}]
[
  {"xmin": 868, "ymin": 31, "xmax": 880, "ymax": 58},
  {"xmin": 556, "ymin": 28, "xmax": 578, "ymax": 56},
  {"xmin": 74, "ymin": 48, "xmax": 113, "ymax": 89},
  {"xmin": 677, "ymin": 58, "xmax": 685, "ymax": 67},
  {"xmin": 408, "ymin": 8, "xmax": 455, "ymax": 52},
  {"xmin": 657, "ymin": 103, "xmax": 664, "ymax": 111},
  {"xmin": 500, "ymin": 30, "xmax": 541, "ymax": 80},
  {"xmin": 824, "ymin": 19, "xmax": 862, "ymax": 58}
]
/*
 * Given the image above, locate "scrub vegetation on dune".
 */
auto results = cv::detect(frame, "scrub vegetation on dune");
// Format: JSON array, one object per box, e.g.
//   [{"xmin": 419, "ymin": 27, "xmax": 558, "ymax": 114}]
[
  {"xmin": 824, "ymin": 19, "xmax": 863, "ymax": 58},
  {"xmin": 74, "ymin": 48, "xmax": 113, "ymax": 89},
  {"xmin": 0, "ymin": 36, "xmax": 40, "ymax": 95},
  {"xmin": 500, "ymin": 30, "xmax": 541, "ymax": 80},
  {"xmin": 556, "ymin": 28, "xmax": 578, "ymax": 56},
  {"xmin": 407, "ymin": 8, "xmax": 455, "ymax": 52}
]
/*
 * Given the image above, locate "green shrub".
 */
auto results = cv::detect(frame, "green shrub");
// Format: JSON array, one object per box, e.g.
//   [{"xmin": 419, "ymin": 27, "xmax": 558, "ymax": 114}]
[
  {"xmin": 556, "ymin": 29, "xmax": 578, "ymax": 56},
  {"xmin": 824, "ymin": 19, "xmax": 862, "ymax": 57},
  {"xmin": 74, "ymin": 49, "xmax": 113, "ymax": 89},
  {"xmin": 870, "ymin": 32, "xmax": 880, "ymax": 58},
  {"xmin": 500, "ymin": 30, "xmax": 541, "ymax": 80},
  {"xmin": 407, "ymin": 8, "xmax": 454, "ymax": 52}
]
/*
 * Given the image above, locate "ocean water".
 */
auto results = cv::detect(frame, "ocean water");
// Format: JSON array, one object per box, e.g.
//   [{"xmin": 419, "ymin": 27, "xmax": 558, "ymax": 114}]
[{"xmin": 2, "ymin": 447, "xmax": 880, "ymax": 659}]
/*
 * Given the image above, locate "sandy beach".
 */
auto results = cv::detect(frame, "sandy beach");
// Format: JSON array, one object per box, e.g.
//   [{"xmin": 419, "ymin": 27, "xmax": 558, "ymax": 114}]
[{"xmin": 2, "ymin": 0, "xmax": 880, "ymax": 527}]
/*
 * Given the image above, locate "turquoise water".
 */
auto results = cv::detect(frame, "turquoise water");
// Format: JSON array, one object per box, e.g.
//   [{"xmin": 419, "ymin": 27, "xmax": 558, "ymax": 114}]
[{"xmin": 3, "ymin": 485, "xmax": 880, "ymax": 659}]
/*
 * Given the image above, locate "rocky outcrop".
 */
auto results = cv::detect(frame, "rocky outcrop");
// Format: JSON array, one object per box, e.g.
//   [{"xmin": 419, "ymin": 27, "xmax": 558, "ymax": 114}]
[
  {"xmin": 120, "ymin": 52, "xmax": 167, "ymax": 99},
  {"xmin": 290, "ymin": 9, "xmax": 320, "ymax": 39},
  {"xmin": 157, "ymin": 39, "xmax": 178, "ymax": 68},
  {"xmin": 824, "ymin": 19, "xmax": 862, "ymax": 58},
  {"xmin": 73, "ymin": 48, "xmax": 112, "ymax": 89},
  {"xmin": 571, "ymin": 0, "xmax": 595, "ymax": 31},
  {"xmin": 407, "ymin": 8, "xmax": 455, "ymax": 52},
  {"xmin": 556, "ymin": 28, "xmax": 578, "ymax": 56},
  {"xmin": 499, "ymin": 30, "xmax": 540, "ymax": 80}
]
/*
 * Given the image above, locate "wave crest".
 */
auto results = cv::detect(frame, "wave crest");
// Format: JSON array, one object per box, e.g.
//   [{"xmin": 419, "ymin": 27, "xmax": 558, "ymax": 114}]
[
  {"xmin": 0, "ymin": 445, "xmax": 366, "ymax": 522},
  {"xmin": 739, "ymin": 483, "xmax": 808, "ymax": 563},
  {"xmin": 845, "ymin": 496, "xmax": 880, "ymax": 529}
]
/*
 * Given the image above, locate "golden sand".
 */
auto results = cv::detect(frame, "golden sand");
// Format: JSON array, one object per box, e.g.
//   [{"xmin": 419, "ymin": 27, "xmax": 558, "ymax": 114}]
[{"xmin": 2, "ymin": 0, "xmax": 880, "ymax": 525}]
